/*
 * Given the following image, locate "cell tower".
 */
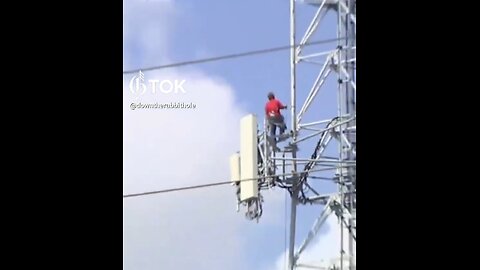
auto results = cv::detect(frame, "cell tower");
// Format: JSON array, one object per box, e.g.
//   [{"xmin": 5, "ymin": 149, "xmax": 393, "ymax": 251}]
[{"xmin": 230, "ymin": 0, "xmax": 355, "ymax": 270}]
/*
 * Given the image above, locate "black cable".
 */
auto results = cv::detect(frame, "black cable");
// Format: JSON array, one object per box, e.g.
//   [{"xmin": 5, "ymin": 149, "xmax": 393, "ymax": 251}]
[
  {"xmin": 123, "ymin": 181, "xmax": 230, "ymax": 198},
  {"xmin": 124, "ymin": 171, "xmax": 300, "ymax": 198},
  {"xmin": 123, "ymin": 37, "xmax": 346, "ymax": 74},
  {"xmin": 298, "ymin": 117, "xmax": 339, "ymax": 202}
]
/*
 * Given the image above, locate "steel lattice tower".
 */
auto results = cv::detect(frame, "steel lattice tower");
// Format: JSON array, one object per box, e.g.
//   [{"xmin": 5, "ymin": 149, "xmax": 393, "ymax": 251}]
[
  {"xmin": 286, "ymin": 0, "xmax": 356, "ymax": 269},
  {"xmin": 230, "ymin": 0, "xmax": 355, "ymax": 269}
]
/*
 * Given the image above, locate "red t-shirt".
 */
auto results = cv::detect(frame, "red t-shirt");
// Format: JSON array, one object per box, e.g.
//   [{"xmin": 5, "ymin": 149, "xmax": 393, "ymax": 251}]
[{"xmin": 265, "ymin": 99, "xmax": 284, "ymax": 117}]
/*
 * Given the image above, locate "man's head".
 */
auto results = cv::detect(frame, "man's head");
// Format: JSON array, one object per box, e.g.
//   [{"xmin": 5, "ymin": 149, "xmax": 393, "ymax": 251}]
[{"xmin": 267, "ymin": 92, "xmax": 275, "ymax": 100}]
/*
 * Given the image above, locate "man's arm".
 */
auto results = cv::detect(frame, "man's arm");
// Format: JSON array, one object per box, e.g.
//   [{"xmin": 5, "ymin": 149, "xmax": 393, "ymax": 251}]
[{"xmin": 278, "ymin": 100, "xmax": 287, "ymax": 109}]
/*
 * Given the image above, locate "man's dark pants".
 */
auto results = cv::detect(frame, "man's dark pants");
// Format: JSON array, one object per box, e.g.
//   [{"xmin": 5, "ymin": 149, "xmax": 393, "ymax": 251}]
[{"xmin": 268, "ymin": 115, "xmax": 286, "ymax": 138}]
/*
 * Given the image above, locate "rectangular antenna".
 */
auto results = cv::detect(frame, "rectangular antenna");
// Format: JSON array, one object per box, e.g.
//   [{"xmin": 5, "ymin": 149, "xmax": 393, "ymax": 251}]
[
  {"xmin": 239, "ymin": 114, "xmax": 258, "ymax": 201},
  {"xmin": 229, "ymin": 153, "xmax": 241, "ymax": 184}
]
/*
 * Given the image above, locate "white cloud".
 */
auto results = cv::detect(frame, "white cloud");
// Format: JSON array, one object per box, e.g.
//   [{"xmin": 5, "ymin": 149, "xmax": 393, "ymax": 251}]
[
  {"xmin": 272, "ymin": 214, "xmax": 355, "ymax": 270},
  {"xmin": 123, "ymin": 1, "xmax": 260, "ymax": 269},
  {"xmin": 123, "ymin": 67, "xmax": 252, "ymax": 270},
  {"xmin": 123, "ymin": 69, "xmax": 245, "ymax": 191}
]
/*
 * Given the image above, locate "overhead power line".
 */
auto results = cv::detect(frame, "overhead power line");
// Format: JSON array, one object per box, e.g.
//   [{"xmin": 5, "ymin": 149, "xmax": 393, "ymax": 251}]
[
  {"xmin": 123, "ymin": 37, "xmax": 345, "ymax": 74},
  {"xmin": 123, "ymin": 172, "xmax": 286, "ymax": 198},
  {"xmin": 123, "ymin": 166, "xmax": 354, "ymax": 198},
  {"xmin": 124, "ymin": 180, "xmax": 235, "ymax": 198}
]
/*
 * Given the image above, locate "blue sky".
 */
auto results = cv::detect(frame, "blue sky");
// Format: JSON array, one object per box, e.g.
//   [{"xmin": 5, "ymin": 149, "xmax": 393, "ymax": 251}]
[{"xmin": 123, "ymin": 0, "xmax": 347, "ymax": 269}]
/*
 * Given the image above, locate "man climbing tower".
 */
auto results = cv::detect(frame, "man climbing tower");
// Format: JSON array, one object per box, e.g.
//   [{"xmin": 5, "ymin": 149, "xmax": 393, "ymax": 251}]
[{"xmin": 265, "ymin": 92, "xmax": 287, "ymax": 140}]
